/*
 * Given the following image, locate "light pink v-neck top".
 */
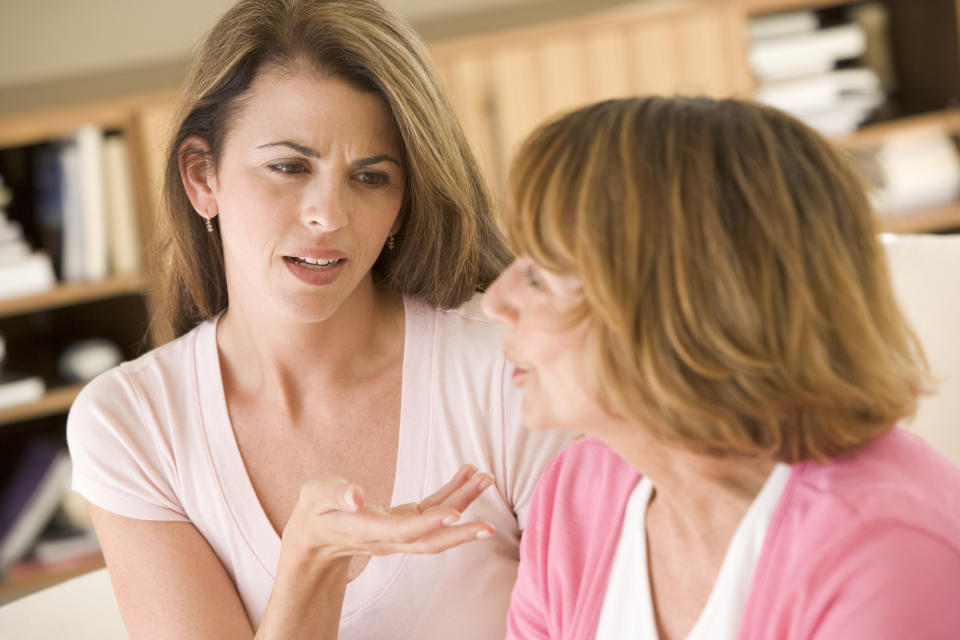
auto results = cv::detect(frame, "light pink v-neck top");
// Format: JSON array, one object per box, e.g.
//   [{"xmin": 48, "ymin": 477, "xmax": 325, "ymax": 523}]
[{"xmin": 67, "ymin": 297, "xmax": 575, "ymax": 639}]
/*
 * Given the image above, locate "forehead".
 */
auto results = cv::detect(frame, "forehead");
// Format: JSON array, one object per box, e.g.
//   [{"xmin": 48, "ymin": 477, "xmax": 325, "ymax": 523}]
[{"xmin": 229, "ymin": 66, "xmax": 400, "ymax": 148}]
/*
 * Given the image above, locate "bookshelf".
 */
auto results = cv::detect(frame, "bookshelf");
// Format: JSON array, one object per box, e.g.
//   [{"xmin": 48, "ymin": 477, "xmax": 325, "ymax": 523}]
[
  {"xmin": 428, "ymin": 0, "xmax": 960, "ymax": 234},
  {"xmin": 0, "ymin": 91, "xmax": 171, "ymax": 601}
]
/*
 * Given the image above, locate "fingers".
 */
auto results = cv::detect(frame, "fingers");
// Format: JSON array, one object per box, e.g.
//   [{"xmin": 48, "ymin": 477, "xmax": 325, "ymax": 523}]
[
  {"xmin": 342, "ymin": 505, "xmax": 495, "ymax": 556},
  {"xmin": 417, "ymin": 464, "xmax": 478, "ymax": 511},
  {"xmin": 419, "ymin": 468, "xmax": 494, "ymax": 515},
  {"xmin": 290, "ymin": 471, "xmax": 497, "ymax": 562},
  {"xmin": 417, "ymin": 464, "xmax": 494, "ymax": 514},
  {"xmin": 298, "ymin": 476, "xmax": 366, "ymax": 514},
  {"xmin": 368, "ymin": 521, "xmax": 495, "ymax": 556}
]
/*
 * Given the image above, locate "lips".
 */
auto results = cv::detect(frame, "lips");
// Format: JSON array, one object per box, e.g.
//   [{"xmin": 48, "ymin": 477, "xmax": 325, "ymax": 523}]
[{"xmin": 283, "ymin": 253, "xmax": 347, "ymax": 285}]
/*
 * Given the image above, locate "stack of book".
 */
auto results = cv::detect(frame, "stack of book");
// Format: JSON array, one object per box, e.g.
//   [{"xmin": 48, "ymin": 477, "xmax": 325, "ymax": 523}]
[
  {"xmin": 0, "ymin": 439, "xmax": 95, "ymax": 574},
  {"xmin": 748, "ymin": 10, "xmax": 885, "ymax": 136},
  {"xmin": 32, "ymin": 126, "xmax": 143, "ymax": 283},
  {"xmin": 0, "ymin": 174, "xmax": 56, "ymax": 301}
]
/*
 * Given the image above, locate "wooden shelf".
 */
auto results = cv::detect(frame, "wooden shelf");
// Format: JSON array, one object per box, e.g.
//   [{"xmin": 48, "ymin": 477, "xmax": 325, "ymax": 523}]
[
  {"xmin": 743, "ymin": 0, "xmax": 847, "ymax": 14},
  {"xmin": 0, "ymin": 552, "xmax": 104, "ymax": 606},
  {"xmin": 0, "ymin": 384, "xmax": 85, "ymax": 427},
  {"xmin": 840, "ymin": 109, "xmax": 960, "ymax": 148},
  {"xmin": 0, "ymin": 89, "xmax": 179, "ymax": 149},
  {"xmin": 0, "ymin": 273, "xmax": 148, "ymax": 320},
  {"xmin": 877, "ymin": 202, "xmax": 960, "ymax": 234}
]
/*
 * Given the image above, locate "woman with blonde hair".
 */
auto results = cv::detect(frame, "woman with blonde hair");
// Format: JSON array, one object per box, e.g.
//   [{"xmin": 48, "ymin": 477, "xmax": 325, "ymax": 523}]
[
  {"xmin": 484, "ymin": 96, "xmax": 960, "ymax": 639},
  {"xmin": 65, "ymin": 0, "xmax": 572, "ymax": 637}
]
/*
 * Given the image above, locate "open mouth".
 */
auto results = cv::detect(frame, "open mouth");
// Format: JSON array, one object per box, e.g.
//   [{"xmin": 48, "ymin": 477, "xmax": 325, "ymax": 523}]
[{"xmin": 285, "ymin": 256, "xmax": 345, "ymax": 269}]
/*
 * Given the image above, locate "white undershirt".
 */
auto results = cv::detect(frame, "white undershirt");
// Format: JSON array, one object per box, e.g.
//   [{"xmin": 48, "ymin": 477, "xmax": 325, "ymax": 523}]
[{"xmin": 594, "ymin": 463, "xmax": 791, "ymax": 640}]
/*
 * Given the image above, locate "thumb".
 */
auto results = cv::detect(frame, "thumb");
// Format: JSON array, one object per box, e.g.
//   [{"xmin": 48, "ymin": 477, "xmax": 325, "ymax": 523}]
[{"xmin": 299, "ymin": 476, "xmax": 366, "ymax": 513}]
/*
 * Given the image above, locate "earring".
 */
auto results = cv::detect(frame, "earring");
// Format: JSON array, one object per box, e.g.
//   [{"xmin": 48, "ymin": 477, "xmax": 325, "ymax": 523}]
[
  {"xmin": 387, "ymin": 235, "xmax": 395, "ymax": 250},
  {"xmin": 205, "ymin": 217, "xmax": 214, "ymax": 234}
]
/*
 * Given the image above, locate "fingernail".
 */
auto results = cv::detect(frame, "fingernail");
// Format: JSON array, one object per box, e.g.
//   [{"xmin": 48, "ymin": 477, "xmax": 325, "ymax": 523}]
[
  {"xmin": 477, "ymin": 477, "xmax": 493, "ymax": 491},
  {"xmin": 442, "ymin": 512, "xmax": 460, "ymax": 526},
  {"xmin": 344, "ymin": 488, "xmax": 357, "ymax": 509},
  {"xmin": 476, "ymin": 529, "xmax": 493, "ymax": 540}
]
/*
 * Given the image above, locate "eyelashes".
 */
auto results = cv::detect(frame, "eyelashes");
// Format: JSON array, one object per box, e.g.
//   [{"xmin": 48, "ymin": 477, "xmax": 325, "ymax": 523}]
[
  {"xmin": 267, "ymin": 163, "xmax": 392, "ymax": 187},
  {"xmin": 524, "ymin": 263, "xmax": 542, "ymax": 289}
]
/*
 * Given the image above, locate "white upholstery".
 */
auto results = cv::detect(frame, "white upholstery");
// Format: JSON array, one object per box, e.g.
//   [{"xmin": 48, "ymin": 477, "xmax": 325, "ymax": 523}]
[
  {"xmin": 0, "ymin": 234, "xmax": 956, "ymax": 638},
  {"xmin": 882, "ymin": 233, "xmax": 960, "ymax": 466},
  {"xmin": 0, "ymin": 568, "xmax": 124, "ymax": 639}
]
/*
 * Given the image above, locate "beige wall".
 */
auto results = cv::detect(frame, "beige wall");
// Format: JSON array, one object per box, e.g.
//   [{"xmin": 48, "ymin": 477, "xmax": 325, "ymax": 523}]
[{"xmin": 0, "ymin": 0, "xmax": 639, "ymax": 100}]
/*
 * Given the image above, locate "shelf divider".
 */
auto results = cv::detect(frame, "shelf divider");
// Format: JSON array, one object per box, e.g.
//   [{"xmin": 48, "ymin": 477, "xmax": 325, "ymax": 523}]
[
  {"xmin": 0, "ymin": 384, "xmax": 85, "ymax": 427},
  {"xmin": 0, "ymin": 273, "xmax": 148, "ymax": 320}
]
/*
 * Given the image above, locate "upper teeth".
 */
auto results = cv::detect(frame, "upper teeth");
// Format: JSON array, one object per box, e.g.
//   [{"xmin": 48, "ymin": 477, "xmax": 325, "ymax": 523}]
[{"xmin": 298, "ymin": 257, "xmax": 339, "ymax": 266}]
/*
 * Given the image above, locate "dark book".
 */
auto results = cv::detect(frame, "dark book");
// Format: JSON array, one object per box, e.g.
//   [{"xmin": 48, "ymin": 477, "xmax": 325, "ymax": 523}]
[{"xmin": 0, "ymin": 440, "xmax": 72, "ymax": 572}]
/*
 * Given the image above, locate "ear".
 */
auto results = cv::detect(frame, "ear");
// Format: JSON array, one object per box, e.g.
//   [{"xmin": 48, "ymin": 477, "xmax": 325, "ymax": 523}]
[{"xmin": 178, "ymin": 136, "xmax": 220, "ymax": 221}]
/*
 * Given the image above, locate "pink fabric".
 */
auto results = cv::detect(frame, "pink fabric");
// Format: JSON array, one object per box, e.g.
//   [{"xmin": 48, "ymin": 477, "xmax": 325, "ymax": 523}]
[{"xmin": 507, "ymin": 430, "xmax": 960, "ymax": 639}]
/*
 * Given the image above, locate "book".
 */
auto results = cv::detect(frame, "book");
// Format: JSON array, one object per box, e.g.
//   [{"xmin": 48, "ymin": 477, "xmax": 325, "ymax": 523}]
[
  {"xmin": 103, "ymin": 134, "xmax": 143, "ymax": 276},
  {"xmin": 787, "ymin": 89, "xmax": 885, "ymax": 136},
  {"xmin": 0, "ymin": 371, "xmax": 45, "ymax": 411},
  {"xmin": 59, "ymin": 124, "xmax": 109, "ymax": 283},
  {"xmin": 32, "ymin": 143, "xmax": 65, "ymax": 278},
  {"xmin": 749, "ymin": 24, "xmax": 867, "ymax": 81},
  {"xmin": 0, "ymin": 441, "xmax": 72, "ymax": 572},
  {"xmin": 748, "ymin": 10, "xmax": 818, "ymax": 41},
  {"xmin": 59, "ymin": 139, "xmax": 84, "ymax": 283},
  {"xmin": 755, "ymin": 68, "xmax": 881, "ymax": 114},
  {"xmin": 76, "ymin": 124, "xmax": 109, "ymax": 282},
  {"xmin": 31, "ymin": 524, "xmax": 99, "ymax": 565}
]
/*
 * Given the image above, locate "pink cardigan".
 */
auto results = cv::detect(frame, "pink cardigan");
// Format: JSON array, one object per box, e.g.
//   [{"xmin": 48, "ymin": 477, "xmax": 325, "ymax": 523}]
[{"xmin": 506, "ymin": 430, "xmax": 960, "ymax": 639}]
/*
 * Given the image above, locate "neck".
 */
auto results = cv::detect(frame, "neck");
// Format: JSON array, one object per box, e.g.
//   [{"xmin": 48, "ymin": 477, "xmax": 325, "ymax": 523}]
[
  {"xmin": 216, "ymin": 279, "xmax": 405, "ymax": 408},
  {"xmin": 602, "ymin": 423, "xmax": 778, "ymax": 546}
]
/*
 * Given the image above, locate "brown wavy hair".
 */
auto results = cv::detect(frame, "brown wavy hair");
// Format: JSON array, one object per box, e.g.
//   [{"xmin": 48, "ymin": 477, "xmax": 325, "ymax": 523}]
[
  {"xmin": 152, "ymin": 0, "xmax": 510, "ymax": 342},
  {"xmin": 503, "ymin": 96, "xmax": 929, "ymax": 463}
]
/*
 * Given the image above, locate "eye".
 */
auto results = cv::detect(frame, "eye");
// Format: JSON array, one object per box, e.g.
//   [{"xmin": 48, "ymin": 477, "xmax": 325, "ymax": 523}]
[
  {"xmin": 268, "ymin": 161, "xmax": 308, "ymax": 175},
  {"xmin": 355, "ymin": 170, "xmax": 390, "ymax": 187},
  {"xmin": 523, "ymin": 263, "xmax": 543, "ymax": 289}
]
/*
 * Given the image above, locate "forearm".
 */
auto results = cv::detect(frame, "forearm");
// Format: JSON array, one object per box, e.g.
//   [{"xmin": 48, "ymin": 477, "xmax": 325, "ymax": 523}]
[{"xmin": 256, "ymin": 550, "xmax": 350, "ymax": 640}]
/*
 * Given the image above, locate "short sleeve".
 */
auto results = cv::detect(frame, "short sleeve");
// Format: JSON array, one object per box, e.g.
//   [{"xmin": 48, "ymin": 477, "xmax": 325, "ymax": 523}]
[
  {"xmin": 67, "ymin": 368, "xmax": 188, "ymax": 522},
  {"xmin": 497, "ymin": 356, "xmax": 578, "ymax": 529},
  {"xmin": 800, "ymin": 522, "xmax": 960, "ymax": 639}
]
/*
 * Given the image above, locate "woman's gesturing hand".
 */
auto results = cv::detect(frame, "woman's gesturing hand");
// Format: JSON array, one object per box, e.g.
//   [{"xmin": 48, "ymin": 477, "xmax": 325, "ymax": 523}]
[{"xmin": 282, "ymin": 464, "xmax": 496, "ymax": 566}]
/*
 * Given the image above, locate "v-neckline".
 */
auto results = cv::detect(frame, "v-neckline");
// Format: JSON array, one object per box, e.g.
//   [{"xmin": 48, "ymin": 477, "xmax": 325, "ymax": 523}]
[{"xmin": 194, "ymin": 297, "xmax": 436, "ymax": 619}]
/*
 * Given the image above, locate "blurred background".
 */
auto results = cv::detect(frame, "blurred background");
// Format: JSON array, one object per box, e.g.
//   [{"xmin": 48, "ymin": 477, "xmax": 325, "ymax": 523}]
[{"xmin": 1, "ymin": 0, "xmax": 959, "ymax": 604}]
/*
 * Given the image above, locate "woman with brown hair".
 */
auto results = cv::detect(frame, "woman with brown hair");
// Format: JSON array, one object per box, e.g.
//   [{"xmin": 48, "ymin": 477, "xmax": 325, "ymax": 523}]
[
  {"xmin": 65, "ymin": 0, "xmax": 572, "ymax": 638},
  {"xmin": 484, "ymin": 96, "xmax": 960, "ymax": 639}
]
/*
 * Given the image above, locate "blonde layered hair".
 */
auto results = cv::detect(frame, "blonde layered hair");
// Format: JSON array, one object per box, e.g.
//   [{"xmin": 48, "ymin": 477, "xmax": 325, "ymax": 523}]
[
  {"xmin": 153, "ymin": 0, "xmax": 510, "ymax": 341},
  {"xmin": 504, "ymin": 97, "xmax": 928, "ymax": 462}
]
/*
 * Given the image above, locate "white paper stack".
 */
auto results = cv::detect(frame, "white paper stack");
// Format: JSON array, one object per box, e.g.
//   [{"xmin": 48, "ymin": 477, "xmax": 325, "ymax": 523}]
[
  {"xmin": 869, "ymin": 132, "xmax": 960, "ymax": 214},
  {"xmin": 0, "ymin": 175, "xmax": 56, "ymax": 300},
  {"xmin": 749, "ymin": 10, "xmax": 883, "ymax": 136}
]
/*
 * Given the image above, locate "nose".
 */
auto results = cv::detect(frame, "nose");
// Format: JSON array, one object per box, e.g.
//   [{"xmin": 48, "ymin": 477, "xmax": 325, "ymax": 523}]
[
  {"xmin": 302, "ymin": 174, "xmax": 349, "ymax": 231},
  {"xmin": 482, "ymin": 259, "xmax": 522, "ymax": 326}
]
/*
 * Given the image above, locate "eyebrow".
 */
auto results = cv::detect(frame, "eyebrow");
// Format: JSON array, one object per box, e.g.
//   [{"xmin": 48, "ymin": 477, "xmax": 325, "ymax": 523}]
[{"xmin": 257, "ymin": 141, "xmax": 402, "ymax": 167}]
